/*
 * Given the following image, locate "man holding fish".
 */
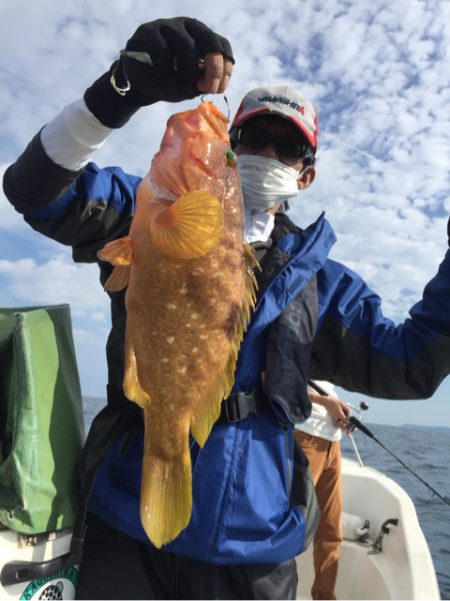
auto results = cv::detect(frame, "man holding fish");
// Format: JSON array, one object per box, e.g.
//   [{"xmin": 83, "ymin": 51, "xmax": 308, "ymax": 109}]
[{"xmin": 4, "ymin": 16, "xmax": 450, "ymax": 601}]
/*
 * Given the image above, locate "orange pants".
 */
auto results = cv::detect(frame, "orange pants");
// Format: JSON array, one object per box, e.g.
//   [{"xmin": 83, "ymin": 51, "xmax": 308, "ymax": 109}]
[{"xmin": 295, "ymin": 431, "xmax": 343, "ymax": 600}]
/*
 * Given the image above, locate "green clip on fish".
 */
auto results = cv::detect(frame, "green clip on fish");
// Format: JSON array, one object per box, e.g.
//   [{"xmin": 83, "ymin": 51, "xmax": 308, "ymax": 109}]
[{"xmin": 226, "ymin": 150, "xmax": 238, "ymax": 167}]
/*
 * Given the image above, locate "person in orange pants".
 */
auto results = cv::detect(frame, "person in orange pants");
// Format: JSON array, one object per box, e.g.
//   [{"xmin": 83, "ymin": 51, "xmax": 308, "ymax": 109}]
[{"xmin": 295, "ymin": 381, "xmax": 350, "ymax": 600}]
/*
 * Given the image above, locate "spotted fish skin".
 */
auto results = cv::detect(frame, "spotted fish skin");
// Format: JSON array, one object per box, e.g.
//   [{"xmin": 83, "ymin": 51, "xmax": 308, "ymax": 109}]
[{"xmin": 97, "ymin": 102, "xmax": 257, "ymax": 548}]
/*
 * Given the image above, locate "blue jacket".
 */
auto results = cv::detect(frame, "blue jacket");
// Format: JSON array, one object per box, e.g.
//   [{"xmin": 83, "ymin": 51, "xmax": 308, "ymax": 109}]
[
  {"xmin": 5, "ymin": 150, "xmax": 450, "ymax": 565},
  {"xmin": 87, "ymin": 208, "xmax": 336, "ymax": 565}
]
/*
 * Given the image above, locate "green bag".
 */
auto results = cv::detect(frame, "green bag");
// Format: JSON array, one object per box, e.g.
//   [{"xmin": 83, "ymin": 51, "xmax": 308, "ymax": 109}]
[{"xmin": 0, "ymin": 304, "xmax": 85, "ymax": 534}]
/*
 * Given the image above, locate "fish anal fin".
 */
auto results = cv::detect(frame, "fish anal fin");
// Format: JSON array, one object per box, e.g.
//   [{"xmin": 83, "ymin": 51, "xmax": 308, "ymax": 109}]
[
  {"xmin": 190, "ymin": 379, "xmax": 224, "ymax": 447},
  {"xmin": 150, "ymin": 190, "xmax": 224, "ymax": 259},
  {"xmin": 123, "ymin": 346, "xmax": 151, "ymax": 407},
  {"xmin": 97, "ymin": 236, "xmax": 133, "ymax": 266},
  {"xmin": 104, "ymin": 265, "xmax": 131, "ymax": 292},
  {"xmin": 140, "ymin": 423, "xmax": 192, "ymax": 548},
  {"xmin": 190, "ymin": 350, "xmax": 238, "ymax": 448}
]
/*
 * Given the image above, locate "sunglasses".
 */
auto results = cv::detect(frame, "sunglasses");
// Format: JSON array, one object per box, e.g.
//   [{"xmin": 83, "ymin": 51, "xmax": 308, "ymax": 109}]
[{"xmin": 234, "ymin": 123, "xmax": 314, "ymax": 162}]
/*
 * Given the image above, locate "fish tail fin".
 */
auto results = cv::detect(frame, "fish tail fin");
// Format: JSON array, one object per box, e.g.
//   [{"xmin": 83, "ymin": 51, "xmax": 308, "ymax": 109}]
[
  {"xmin": 104, "ymin": 265, "xmax": 131, "ymax": 292},
  {"xmin": 150, "ymin": 190, "xmax": 224, "ymax": 259},
  {"xmin": 124, "ymin": 342, "xmax": 151, "ymax": 407},
  {"xmin": 140, "ymin": 421, "xmax": 192, "ymax": 548}
]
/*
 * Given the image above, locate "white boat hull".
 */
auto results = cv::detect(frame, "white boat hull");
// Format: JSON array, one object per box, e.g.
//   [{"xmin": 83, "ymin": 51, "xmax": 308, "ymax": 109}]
[
  {"xmin": 297, "ymin": 457, "xmax": 440, "ymax": 600},
  {"xmin": 0, "ymin": 529, "xmax": 77, "ymax": 599}
]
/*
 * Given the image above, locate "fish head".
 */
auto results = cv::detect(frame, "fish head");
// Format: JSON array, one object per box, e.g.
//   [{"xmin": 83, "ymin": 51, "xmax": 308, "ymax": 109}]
[
  {"xmin": 134, "ymin": 101, "xmax": 244, "ymax": 260},
  {"xmin": 149, "ymin": 101, "xmax": 234, "ymax": 200}
]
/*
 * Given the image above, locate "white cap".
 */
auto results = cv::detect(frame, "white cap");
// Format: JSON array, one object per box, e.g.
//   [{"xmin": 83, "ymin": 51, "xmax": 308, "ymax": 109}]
[{"xmin": 231, "ymin": 85, "xmax": 318, "ymax": 149}]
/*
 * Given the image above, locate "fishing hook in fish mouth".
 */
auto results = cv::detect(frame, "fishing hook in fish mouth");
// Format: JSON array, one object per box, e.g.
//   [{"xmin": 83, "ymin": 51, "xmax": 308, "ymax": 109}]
[
  {"xmin": 200, "ymin": 94, "xmax": 231, "ymax": 121},
  {"xmin": 197, "ymin": 55, "xmax": 230, "ymax": 119},
  {"xmin": 223, "ymin": 95, "xmax": 231, "ymax": 120}
]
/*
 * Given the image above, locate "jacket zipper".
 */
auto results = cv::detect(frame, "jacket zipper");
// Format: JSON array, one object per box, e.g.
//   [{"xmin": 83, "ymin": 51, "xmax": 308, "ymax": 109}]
[{"xmin": 284, "ymin": 428, "xmax": 292, "ymax": 494}]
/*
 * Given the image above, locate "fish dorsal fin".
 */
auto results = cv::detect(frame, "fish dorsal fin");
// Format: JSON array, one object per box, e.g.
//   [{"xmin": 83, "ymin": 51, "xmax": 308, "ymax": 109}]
[
  {"xmin": 244, "ymin": 241, "xmax": 261, "ymax": 275},
  {"xmin": 150, "ymin": 190, "xmax": 224, "ymax": 259},
  {"xmin": 97, "ymin": 236, "xmax": 134, "ymax": 265},
  {"xmin": 191, "ymin": 245, "xmax": 259, "ymax": 447}
]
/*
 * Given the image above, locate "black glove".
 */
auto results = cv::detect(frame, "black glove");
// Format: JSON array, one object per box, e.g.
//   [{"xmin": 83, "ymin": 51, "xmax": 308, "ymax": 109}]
[{"xmin": 84, "ymin": 17, "xmax": 234, "ymax": 128}]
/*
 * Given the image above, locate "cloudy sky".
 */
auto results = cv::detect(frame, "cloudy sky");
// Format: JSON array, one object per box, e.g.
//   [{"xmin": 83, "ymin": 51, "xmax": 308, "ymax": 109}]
[{"xmin": 1, "ymin": 0, "xmax": 450, "ymax": 428}]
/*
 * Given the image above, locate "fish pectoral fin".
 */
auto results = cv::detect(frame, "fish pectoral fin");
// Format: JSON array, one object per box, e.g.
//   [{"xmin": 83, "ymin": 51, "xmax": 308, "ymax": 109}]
[
  {"xmin": 104, "ymin": 265, "xmax": 131, "ymax": 292},
  {"xmin": 150, "ymin": 190, "xmax": 224, "ymax": 259},
  {"xmin": 97, "ymin": 236, "xmax": 134, "ymax": 266},
  {"xmin": 140, "ymin": 429, "xmax": 192, "ymax": 548}
]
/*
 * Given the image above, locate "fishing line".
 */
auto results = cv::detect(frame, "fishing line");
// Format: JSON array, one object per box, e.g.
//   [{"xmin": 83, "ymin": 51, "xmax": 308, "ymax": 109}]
[
  {"xmin": 349, "ymin": 416, "xmax": 450, "ymax": 508},
  {"xmin": 226, "ymin": 84, "xmax": 404, "ymax": 172},
  {"xmin": 223, "ymin": 95, "xmax": 231, "ymax": 120},
  {"xmin": 322, "ymin": 133, "xmax": 403, "ymax": 172}
]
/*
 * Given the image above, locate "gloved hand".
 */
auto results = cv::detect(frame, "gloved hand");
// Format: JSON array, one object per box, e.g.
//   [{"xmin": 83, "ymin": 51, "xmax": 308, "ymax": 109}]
[{"xmin": 84, "ymin": 17, "xmax": 234, "ymax": 128}]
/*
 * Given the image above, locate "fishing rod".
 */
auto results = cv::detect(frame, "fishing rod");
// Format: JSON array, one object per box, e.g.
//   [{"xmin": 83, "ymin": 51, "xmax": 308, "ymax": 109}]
[
  {"xmin": 308, "ymin": 380, "xmax": 450, "ymax": 507},
  {"xmin": 348, "ymin": 415, "xmax": 450, "ymax": 508}
]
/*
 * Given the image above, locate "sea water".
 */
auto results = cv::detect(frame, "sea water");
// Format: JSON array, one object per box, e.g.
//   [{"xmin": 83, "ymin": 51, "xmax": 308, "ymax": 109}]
[{"xmin": 83, "ymin": 398, "xmax": 450, "ymax": 598}]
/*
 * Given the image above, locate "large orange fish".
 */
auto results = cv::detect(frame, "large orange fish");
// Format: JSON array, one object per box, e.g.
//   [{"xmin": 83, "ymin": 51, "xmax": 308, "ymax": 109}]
[{"xmin": 97, "ymin": 101, "xmax": 258, "ymax": 548}]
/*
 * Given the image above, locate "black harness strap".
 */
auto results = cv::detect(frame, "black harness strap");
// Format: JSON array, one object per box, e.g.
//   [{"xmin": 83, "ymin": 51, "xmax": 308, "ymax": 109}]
[{"xmin": 219, "ymin": 389, "xmax": 267, "ymax": 423}]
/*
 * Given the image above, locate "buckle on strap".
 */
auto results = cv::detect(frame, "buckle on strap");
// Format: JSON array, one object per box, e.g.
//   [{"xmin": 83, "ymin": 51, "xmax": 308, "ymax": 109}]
[{"xmin": 220, "ymin": 390, "xmax": 266, "ymax": 423}]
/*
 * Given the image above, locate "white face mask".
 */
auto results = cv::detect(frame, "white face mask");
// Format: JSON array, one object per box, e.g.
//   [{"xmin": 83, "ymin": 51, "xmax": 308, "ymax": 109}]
[{"xmin": 237, "ymin": 155, "xmax": 301, "ymax": 212}]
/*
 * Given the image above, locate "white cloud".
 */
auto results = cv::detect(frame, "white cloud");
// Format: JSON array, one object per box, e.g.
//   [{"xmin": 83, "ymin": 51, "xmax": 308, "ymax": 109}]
[
  {"xmin": 1, "ymin": 0, "xmax": 450, "ymax": 425},
  {"xmin": 0, "ymin": 255, "xmax": 108, "ymax": 319}
]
